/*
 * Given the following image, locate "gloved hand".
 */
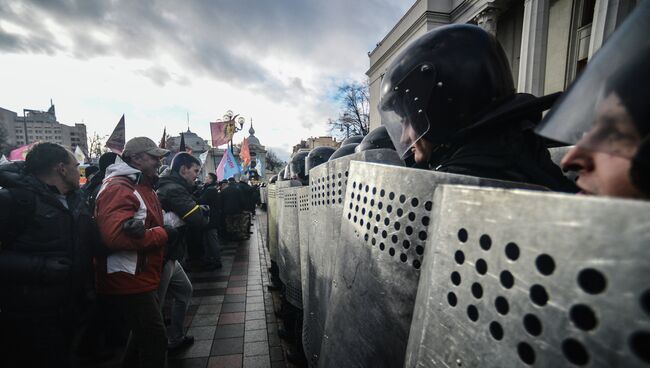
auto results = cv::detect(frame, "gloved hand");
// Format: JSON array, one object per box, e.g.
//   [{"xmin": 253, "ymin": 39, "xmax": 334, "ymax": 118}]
[
  {"xmin": 123, "ymin": 218, "xmax": 145, "ymax": 238},
  {"xmin": 163, "ymin": 225, "xmax": 179, "ymax": 245},
  {"xmin": 41, "ymin": 257, "xmax": 72, "ymax": 283}
]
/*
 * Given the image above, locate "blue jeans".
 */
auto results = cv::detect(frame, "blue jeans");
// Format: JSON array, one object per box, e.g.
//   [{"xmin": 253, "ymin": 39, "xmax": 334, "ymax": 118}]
[{"xmin": 157, "ymin": 260, "xmax": 193, "ymax": 346}]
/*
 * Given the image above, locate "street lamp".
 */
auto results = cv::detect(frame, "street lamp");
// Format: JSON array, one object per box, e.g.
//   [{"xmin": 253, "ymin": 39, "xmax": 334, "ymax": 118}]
[{"xmin": 222, "ymin": 111, "xmax": 247, "ymax": 153}]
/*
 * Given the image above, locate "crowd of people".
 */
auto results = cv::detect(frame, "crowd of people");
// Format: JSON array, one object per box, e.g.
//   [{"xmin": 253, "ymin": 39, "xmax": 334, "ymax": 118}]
[
  {"xmin": 0, "ymin": 137, "xmax": 260, "ymax": 367},
  {"xmin": 0, "ymin": 4, "xmax": 648, "ymax": 368}
]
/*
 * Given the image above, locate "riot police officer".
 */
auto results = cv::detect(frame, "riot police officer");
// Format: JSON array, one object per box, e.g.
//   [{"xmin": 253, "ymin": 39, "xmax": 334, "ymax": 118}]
[
  {"xmin": 536, "ymin": 2, "xmax": 649, "ymax": 199},
  {"xmin": 379, "ymin": 24, "xmax": 576, "ymax": 192},
  {"xmin": 329, "ymin": 143, "xmax": 359, "ymax": 161}
]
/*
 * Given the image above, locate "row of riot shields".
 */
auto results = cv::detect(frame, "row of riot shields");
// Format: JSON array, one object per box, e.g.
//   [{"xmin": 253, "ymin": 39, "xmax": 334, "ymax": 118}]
[{"xmin": 265, "ymin": 152, "xmax": 650, "ymax": 368}]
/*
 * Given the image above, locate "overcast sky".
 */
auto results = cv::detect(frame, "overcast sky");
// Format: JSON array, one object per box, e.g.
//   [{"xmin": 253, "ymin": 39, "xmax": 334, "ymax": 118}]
[{"xmin": 0, "ymin": 0, "xmax": 413, "ymax": 160}]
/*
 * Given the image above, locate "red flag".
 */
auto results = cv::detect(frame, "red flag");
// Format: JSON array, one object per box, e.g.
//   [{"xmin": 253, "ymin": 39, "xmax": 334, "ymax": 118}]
[
  {"xmin": 105, "ymin": 114, "xmax": 125, "ymax": 154},
  {"xmin": 239, "ymin": 137, "xmax": 251, "ymax": 166},
  {"xmin": 210, "ymin": 118, "xmax": 236, "ymax": 147},
  {"xmin": 159, "ymin": 127, "xmax": 167, "ymax": 148},
  {"xmin": 8, "ymin": 142, "xmax": 37, "ymax": 161}
]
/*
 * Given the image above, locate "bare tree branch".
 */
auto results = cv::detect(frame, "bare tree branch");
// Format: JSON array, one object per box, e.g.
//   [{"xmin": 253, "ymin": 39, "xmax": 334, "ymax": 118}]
[
  {"xmin": 327, "ymin": 81, "xmax": 370, "ymax": 139},
  {"xmin": 88, "ymin": 132, "xmax": 110, "ymax": 161},
  {"xmin": 265, "ymin": 149, "xmax": 285, "ymax": 172}
]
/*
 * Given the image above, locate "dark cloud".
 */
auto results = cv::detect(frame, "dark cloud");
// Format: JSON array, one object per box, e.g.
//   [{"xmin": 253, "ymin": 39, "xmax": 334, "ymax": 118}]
[{"xmin": 0, "ymin": 0, "xmax": 411, "ymax": 101}]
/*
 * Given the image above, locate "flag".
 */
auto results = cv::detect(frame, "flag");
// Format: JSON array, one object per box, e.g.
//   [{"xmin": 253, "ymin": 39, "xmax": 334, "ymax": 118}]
[
  {"xmin": 239, "ymin": 137, "xmax": 251, "ymax": 167},
  {"xmin": 159, "ymin": 127, "xmax": 167, "ymax": 148},
  {"xmin": 210, "ymin": 118, "xmax": 236, "ymax": 147},
  {"xmin": 105, "ymin": 114, "xmax": 125, "ymax": 154},
  {"xmin": 199, "ymin": 151, "xmax": 209, "ymax": 167},
  {"xmin": 9, "ymin": 142, "xmax": 37, "ymax": 161},
  {"xmin": 257, "ymin": 157, "xmax": 265, "ymax": 178},
  {"xmin": 216, "ymin": 149, "xmax": 241, "ymax": 181},
  {"xmin": 74, "ymin": 146, "xmax": 85, "ymax": 164},
  {"xmin": 0, "ymin": 155, "xmax": 9, "ymax": 165},
  {"xmin": 179, "ymin": 132, "xmax": 186, "ymax": 152}
]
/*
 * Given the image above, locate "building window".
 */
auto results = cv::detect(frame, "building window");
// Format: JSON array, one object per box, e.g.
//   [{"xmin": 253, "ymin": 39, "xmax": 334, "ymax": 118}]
[{"xmin": 566, "ymin": 0, "xmax": 597, "ymax": 84}]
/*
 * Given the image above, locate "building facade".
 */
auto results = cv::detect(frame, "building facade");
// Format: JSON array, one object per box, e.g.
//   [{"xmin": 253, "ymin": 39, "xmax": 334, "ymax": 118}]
[
  {"xmin": 0, "ymin": 104, "xmax": 88, "ymax": 152},
  {"xmin": 292, "ymin": 136, "xmax": 340, "ymax": 153},
  {"xmin": 367, "ymin": 0, "xmax": 639, "ymax": 130}
]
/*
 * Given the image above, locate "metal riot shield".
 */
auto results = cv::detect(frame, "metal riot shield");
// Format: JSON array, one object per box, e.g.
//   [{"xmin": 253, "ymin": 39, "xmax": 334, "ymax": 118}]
[
  {"xmin": 305, "ymin": 149, "xmax": 404, "ymax": 366},
  {"xmin": 260, "ymin": 186, "xmax": 267, "ymax": 205},
  {"xmin": 298, "ymin": 186, "xmax": 311, "ymax": 310},
  {"xmin": 278, "ymin": 183, "xmax": 303, "ymax": 308},
  {"xmin": 406, "ymin": 185, "xmax": 650, "ymax": 368},
  {"xmin": 319, "ymin": 162, "xmax": 543, "ymax": 368},
  {"xmin": 267, "ymin": 184, "xmax": 277, "ymax": 254}
]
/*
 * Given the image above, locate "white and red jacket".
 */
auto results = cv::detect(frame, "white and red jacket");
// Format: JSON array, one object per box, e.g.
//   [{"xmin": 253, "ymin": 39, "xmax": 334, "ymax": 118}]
[{"xmin": 94, "ymin": 162, "xmax": 168, "ymax": 295}]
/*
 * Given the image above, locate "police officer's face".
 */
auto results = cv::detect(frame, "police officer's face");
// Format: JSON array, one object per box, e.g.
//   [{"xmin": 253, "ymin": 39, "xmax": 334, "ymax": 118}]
[
  {"xmin": 561, "ymin": 93, "xmax": 644, "ymax": 198},
  {"xmin": 561, "ymin": 147, "xmax": 642, "ymax": 198}
]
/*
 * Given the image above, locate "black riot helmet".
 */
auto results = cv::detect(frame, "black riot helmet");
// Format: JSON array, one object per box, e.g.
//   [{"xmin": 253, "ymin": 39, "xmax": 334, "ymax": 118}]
[
  {"xmin": 277, "ymin": 167, "xmax": 287, "ymax": 181},
  {"xmin": 305, "ymin": 146, "xmax": 336, "ymax": 172},
  {"xmin": 380, "ymin": 24, "xmax": 515, "ymax": 158},
  {"xmin": 269, "ymin": 175, "xmax": 278, "ymax": 184},
  {"xmin": 341, "ymin": 135, "xmax": 364, "ymax": 146},
  {"xmin": 289, "ymin": 150, "xmax": 310, "ymax": 181},
  {"xmin": 537, "ymin": 1, "xmax": 650, "ymax": 197},
  {"xmin": 355, "ymin": 126, "xmax": 396, "ymax": 153},
  {"xmin": 329, "ymin": 143, "xmax": 359, "ymax": 161}
]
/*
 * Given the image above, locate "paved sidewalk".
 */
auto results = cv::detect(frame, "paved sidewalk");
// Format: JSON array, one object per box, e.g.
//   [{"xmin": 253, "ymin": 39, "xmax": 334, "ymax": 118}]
[{"xmin": 169, "ymin": 212, "xmax": 287, "ymax": 368}]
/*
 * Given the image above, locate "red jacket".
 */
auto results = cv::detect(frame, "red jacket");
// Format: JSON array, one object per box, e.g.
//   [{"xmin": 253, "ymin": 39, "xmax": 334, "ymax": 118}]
[{"xmin": 94, "ymin": 163, "xmax": 168, "ymax": 295}]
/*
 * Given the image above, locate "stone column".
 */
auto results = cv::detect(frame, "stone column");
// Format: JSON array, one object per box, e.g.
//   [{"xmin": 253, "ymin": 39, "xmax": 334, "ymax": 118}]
[
  {"xmin": 588, "ymin": 0, "xmax": 636, "ymax": 58},
  {"xmin": 475, "ymin": 7, "xmax": 500, "ymax": 36},
  {"xmin": 517, "ymin": 0, "xmax": 550, "ymax": 95}
]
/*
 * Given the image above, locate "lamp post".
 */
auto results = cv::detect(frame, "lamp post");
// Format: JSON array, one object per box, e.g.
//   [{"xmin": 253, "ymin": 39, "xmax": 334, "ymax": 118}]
[{"xmin": 222, "ymin": 110, "xmax": 246, "ymax": 154}]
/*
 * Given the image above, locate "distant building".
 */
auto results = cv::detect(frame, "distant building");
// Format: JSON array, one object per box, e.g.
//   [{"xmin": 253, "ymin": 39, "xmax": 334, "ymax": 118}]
[
  {"xmin": 292, "ymin": 136, "xmax": 340, "ymax": 153},
  {"xmin": 0, "ymin": 103, "xmax": 88, "ymax": 152},
  {"xmin": 367, "ymin": 0, "xmax": 638, "ymax": 130}
]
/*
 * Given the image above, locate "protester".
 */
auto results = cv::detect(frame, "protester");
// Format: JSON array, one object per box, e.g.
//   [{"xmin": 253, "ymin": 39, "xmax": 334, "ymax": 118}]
[
  {"xmin": 83, "ymin": 151, "xmax": 119, "ymax": 211},
  {"xmin": 157, "ymin": 152, "xmax": 209, "ymax": 352},
  {"xmin": 0, "ymin": 142, "xmax": 94, "ymax": 368},
  {"xmin": 198, "ymin": 173, "xmax": 224, "ymax": 270},
  {"xmin": 94, "ymin": 137, "xmax": 171, "ymax": 368}
]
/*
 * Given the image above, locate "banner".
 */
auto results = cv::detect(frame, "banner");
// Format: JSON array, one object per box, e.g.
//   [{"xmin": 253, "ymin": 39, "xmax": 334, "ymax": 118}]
[
  {"xmin": 239, "ymin": 137, "xmax": 251, "ymax": 167},
  {"xmin": 74, "ymin": 146, "xmax": 85, "ymax": 164},
  {"xmin": 159, "ymin": 127, "xmax": 167, "ymax": 148},
  {"xmin": 216, "ymin": 149, "xmax": 241, "ymax": 181},
  {"xmin": 210, "ymin": 119, "xmax": 236, "ymax": 147},
  {"xmin": 199, "ymin": 151, "xmax": 209, "ymax": 167},
  {"xmin": 105, "ymin": 114, "xmax": 125, "ymax": 154},
  {"xmin": 9, "ymin": 142, "xmax": 37, "ymax": 161}
]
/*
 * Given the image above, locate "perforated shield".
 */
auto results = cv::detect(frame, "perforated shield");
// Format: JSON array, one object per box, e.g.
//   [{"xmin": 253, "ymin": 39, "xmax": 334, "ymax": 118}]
[
  {"xmin": 304, "ymin": 149, "xmax": 403, "ymax": 365},
  {"xmin": 298, "ymin": 186, "xmax": 311, "ymax": 310},
  {"xmin": 260, "ymin": 186, "xmax": 267, "ymax": 205},
  {"xmin": 267, "ymin": 184, "xmax": 278, "ymax": 256},
  {"xmin": 278, "ymin": 184, "xmax": 303, "ymax": 308},
  {"xmin": 319, "ymin": 162, "xmax": 542, "ymax": 368},
  {"xmin": 406, "ymin": 186, "xmax": 650, "ymax": 368}
]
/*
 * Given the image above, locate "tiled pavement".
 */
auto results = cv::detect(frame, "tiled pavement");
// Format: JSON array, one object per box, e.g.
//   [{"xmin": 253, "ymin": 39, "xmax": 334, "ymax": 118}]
[{"xmin": 168, "ymin": 211, "xmax": 289, "ymax": 368}]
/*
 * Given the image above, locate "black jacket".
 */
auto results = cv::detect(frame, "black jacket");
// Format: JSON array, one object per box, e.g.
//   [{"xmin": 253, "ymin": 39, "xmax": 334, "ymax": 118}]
[
  {"xmin": 198, "ymin": 184, "xmax": 221, "ymax": 229},
  {"xmin": 157, "ymin": 171, "xmax": 208, "ymax": 261},
  {"xmin": 429, "ymin": 94, "xmax": 578, "ymax": 193},
  {"xmin": 0, "ymin": 162, "xmax": 94, "ymax": 312}
]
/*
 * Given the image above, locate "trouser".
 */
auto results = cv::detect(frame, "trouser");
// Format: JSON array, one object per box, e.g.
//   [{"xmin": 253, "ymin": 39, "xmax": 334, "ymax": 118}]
[
  {"xmin": 158, "ymin": 259, "xmax": 193, "ymax": 345},
  {"xmin": 0, "ymin": 307, "xmax": 75, "ymax": 368},
  {"xmin": 103, "ymin": 291, "xmax": 167, "ymax": 368},
  {"xmin": 203, "ymin": 228, "xmax": 222, "ymax": 265}
]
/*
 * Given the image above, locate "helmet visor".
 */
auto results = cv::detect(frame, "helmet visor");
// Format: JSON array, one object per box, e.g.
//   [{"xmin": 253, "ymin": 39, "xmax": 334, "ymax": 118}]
[
  {"xmin": 380, "ymin": 63, "xmax": 436, "ymax": 159},
  {"xmin": 536, "ymin": 2, "xmax": 650, "ymax": 160}
]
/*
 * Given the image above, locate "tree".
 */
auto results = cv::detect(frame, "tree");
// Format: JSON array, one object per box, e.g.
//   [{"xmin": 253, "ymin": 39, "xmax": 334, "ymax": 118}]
[
  {"xmin": 88, "ymin": 132, "xmax": 110, "ymax": 161},
  {"xmin": 327, "ymin": 81, "xmax": 370, "ymax": 139},
  {"xmin": 265, "ymin": 149, "xmax": 285, "ymax": 172}
]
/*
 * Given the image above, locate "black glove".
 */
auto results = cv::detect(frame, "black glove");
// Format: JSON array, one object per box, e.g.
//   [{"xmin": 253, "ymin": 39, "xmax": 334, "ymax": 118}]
[
  {"xmin": 41, "ymin": 257, "xmax": 71, "ymax": 283},
  {"xmin": 123, "ymin": 218, "xmax": 145, "ymax": 238},
  {"xmin": 163, "ymin": 225, "xmax": 179, "ymax": 245}
]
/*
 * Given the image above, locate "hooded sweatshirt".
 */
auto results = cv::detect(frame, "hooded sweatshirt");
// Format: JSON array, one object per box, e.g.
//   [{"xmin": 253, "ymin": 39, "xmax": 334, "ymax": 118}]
[{"xmin": 94, "ymin": 162, "xmax": 168, "ymax": 295}]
